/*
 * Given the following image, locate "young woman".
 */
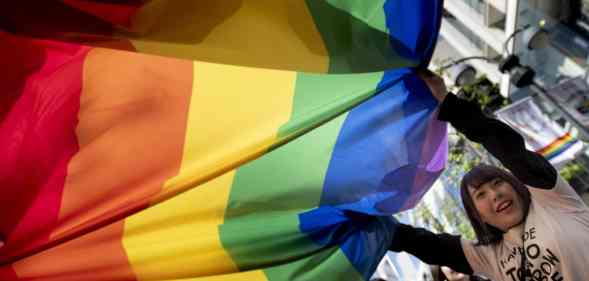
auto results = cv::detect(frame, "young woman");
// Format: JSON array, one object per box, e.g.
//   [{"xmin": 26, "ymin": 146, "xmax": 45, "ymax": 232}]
[{"xmin": 389, "ymin": 70, "xmax": 589, "ymax": 281}]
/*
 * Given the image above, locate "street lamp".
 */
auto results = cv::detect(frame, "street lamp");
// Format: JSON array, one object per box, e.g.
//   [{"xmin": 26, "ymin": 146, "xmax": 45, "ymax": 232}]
[
  {"xmin": 503, "ymin": 21, "xmax": 549, "ymax": 54},
  {"xmin": 448, "ymin": 63, "xmax": 477, "ymax": 86},
  {"xmin": 522, "ymin": 25, "xmax": 550, "ymax": 50},
  {"xmin": 440, "ymin": 56, "xmax": 497, "ymax": 86},
  {"xmin": 441, "ymin": 21, "xmax": 549, "ymax": 88}
]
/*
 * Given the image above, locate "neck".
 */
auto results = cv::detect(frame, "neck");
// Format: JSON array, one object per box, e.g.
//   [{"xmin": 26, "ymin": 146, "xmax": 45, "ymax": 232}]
[{"xmin": 503, "ymin": 222, "xmax": 525, "ymax": 244}]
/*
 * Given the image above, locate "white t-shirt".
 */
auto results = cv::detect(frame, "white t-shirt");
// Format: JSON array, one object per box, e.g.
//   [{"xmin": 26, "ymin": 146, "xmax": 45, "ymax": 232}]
[{"xmin": 461, "ymin": 175, "xmax": 589, "ymax": 281}]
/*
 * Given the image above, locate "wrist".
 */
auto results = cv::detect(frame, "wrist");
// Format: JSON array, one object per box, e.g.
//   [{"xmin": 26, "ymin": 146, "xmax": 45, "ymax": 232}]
[{"xmin": 438, "ymin": 91, "xmax": 448, "ymax": 103}]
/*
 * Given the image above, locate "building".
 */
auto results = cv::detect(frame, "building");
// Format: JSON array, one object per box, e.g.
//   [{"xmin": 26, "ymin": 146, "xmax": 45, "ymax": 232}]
[{"xmin": 438, "ymin": 0, "xmax": 589, "ymax": 98}]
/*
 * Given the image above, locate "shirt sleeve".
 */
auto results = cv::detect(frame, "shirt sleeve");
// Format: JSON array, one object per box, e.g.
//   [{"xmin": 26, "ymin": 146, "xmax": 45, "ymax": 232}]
[
  {"xmin": 460, "ymin": 239, "xmax": 497, "ymax": 279},
  {"xmin": 389, "ymin": 223, "xmax": 473, "ymax": 274},
  {"xmin": 530, "ymin": 174, "xmax": 589, "ymax": 212},
  {"xmin": 437, "ymin": 94, "xmax": 557, "ymax": 189}
]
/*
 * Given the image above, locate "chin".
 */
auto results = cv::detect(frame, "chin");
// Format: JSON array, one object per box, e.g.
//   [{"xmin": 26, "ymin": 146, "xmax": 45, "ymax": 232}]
[{"xmin": 505, "ymin": 218, "xmax": 524, "ymax": 230}]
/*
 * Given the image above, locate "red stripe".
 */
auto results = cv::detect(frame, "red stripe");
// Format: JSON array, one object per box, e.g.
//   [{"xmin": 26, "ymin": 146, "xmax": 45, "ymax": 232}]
[
  {"xmin": 61, "ymin": 0, "xmax": 144, "ymax": 28},
  {"xmin": 537, "ymin": 133, "xmax": 572, "ymax": 155},
  {"xmin": 0, "ymin": 32, "xmax": 89, "ymax": 262},
  {"xmin": 0, "ymin": 38, "xmax": 193, "ymax": 271},
  {"xmin": 0, "ymin": 2, "xmax": 138, "ymax": 53},
  {"xmin": 0, "ymin": 266, "xmax": 19, "ymax": 280},
  {"xmin": 0, "ymin": 2, "xmax": 115, "ymax": 39}
]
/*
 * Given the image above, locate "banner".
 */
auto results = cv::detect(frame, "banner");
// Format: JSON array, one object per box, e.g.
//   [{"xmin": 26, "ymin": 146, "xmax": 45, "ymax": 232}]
[{"xmin": 495, "ymin": 97, "xmax": 583, "ymax": 166}]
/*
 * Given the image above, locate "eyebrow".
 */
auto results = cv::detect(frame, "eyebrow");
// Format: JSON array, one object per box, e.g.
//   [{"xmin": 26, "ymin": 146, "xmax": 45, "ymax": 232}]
[
  {"xmin": 468, "ymin": 186, "xmax": 481, "ymax": 197},
  {"xmin": 469, "ymin": 182, "xmax": 485, "ymax": 190},
  {"xmin": 469, "ymin": 180, "xmax": 492, "ymax": 194}
]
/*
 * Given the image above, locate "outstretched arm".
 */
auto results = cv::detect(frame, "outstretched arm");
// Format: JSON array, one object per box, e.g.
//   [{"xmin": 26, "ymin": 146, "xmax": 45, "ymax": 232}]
[
  {"xmin": 389, "ymin": 223, "xmax": 473, "ymax": 275},
  {"xmin": 418, "ymin": 69, "xmax": 557, "ymax": 189}
]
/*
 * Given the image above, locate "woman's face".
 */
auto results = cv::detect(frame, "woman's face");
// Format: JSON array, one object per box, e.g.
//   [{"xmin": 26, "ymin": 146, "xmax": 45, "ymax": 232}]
[{"xmin": 469, "ymin": 177, "xmax": 525, "ymax": 231}]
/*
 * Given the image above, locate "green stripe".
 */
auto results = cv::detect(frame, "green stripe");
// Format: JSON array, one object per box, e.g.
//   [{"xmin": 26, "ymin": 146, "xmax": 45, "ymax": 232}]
[
  {"xmin": 219, "ymin": 72, "xmax": 382, "ymax": 270},
  {"xmin": 263, "ymin": 248, "xmax": 365, "ymax": 281},
  {"xmin": 276, "ymin": 72, "xmax": 383, "ymax": 140},
  {"xmin": 219, "ymin": 114, "xmax": 346, "ymax": 269},
  {"xmin": 219, "ymin": 209, "xmax": 321, "ymax": 270},
  {"xmin": 224, "ymin": 111, "xmax": 346, "ymax": 218},
  {"xmin": 305, "ymin": 0, "xmax": 415, "ymax": 73},
  {"xmin": 324, "ymin": 0, "xmax": 387, "ymax": 32}
]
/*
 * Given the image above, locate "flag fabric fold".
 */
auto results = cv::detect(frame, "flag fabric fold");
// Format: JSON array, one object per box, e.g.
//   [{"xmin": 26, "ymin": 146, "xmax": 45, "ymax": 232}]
[{"xmin": 0, "ymin": 1, "xmax": 446, "ymax": 280}]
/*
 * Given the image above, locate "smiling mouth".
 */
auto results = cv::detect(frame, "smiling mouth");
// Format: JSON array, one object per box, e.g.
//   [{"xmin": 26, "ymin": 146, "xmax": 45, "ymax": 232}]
[{"xmin": 496, "ymin": 201, "xmax": 513, "ymax": 213}]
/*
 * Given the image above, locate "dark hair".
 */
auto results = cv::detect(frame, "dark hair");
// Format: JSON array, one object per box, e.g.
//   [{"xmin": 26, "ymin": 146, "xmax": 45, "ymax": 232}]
[{"xmin": 460, "ymin": 164, "xmax": 531, "ymax": 245}]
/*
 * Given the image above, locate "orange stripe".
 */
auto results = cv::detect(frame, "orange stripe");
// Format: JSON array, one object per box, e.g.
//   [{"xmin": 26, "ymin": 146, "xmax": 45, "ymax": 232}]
[
  {"xmin": 51, "ymin": 48, "xmax": 193, "ymax": 243},
  {"xmin": 12, "ymin": 222, "xmax": 136, "ymax": 281}
]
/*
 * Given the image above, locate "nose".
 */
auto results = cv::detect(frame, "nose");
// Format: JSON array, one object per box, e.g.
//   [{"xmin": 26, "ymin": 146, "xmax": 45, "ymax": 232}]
[{"xmin": 491, "ymin": 189, "xmax": 503, "ymax": 202}]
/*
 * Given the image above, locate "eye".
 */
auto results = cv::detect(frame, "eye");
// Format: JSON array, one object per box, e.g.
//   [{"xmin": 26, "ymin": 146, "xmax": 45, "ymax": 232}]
[{"xmin": 475, "ymin": 190, "xmax": 486, "ymax": 200}]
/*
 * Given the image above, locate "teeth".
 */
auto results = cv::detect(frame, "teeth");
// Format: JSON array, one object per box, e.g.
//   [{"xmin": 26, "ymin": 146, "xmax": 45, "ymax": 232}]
[{"xmin": 497, "ymin": 201, "xmax": 511, "ymax": 212}]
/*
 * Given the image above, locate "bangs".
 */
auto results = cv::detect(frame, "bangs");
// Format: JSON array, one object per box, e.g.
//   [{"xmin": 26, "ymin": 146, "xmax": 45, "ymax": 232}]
[{"xmin": 462, "ymin": 164, "xmax": 505, "ymax": 190}]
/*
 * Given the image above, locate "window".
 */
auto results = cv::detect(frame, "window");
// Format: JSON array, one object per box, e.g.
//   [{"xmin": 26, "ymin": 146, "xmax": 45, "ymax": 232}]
[
  {"xmin": 578, "ymin": 0, "xmax": 589, "ymax": 31},
  {"xmin": 550, "ymin": 0, "xmax": 589, "ymax": 64},
  {"xmin": 461, "ymin": 0, "xmax": 486, "ymax": 15},
  {"xmin": 443, "ymin": 9, "xmax": 486, "ymax": 50},
  {"xmin": 566, "ymin": 0, "xmax": 589, "ymax": 37}
]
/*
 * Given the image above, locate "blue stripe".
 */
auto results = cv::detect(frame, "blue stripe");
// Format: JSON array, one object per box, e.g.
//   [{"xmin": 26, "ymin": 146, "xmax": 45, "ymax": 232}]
[
  {"xmin": 384, "ymin": 0, "xmax": 442, "ymax": 66},
  {"xmin": 299, "ymin": 1, "xmax": 444, "ymax": 279},
  {"xmin": 298, "ymin": 207, "xmax": 397, "ymax": 280},
  {"xmin": 318, "ymin": 69, "xmax": 437, "ymax": 214},
  {"xmin": 298, "ymin": 73, "xmax": 438, "ymax": 279}
]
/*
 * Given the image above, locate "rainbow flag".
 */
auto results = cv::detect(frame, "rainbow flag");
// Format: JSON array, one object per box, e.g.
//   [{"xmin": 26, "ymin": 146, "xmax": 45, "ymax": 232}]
[
  {"xmin": 537, "ymin": 133, "xmax": 582, "ymax": 162},
  {"xmin": 1, "ymin": 1, "xmax": 440, "ymax": 73},
  {"xmin": 0, "ymin": 1, "xmax": 446, "ymax": 280}
]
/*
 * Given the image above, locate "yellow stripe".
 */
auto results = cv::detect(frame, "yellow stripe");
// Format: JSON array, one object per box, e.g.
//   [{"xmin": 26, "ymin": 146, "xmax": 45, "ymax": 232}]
[
  {"xmin": 122, "ymin": 172, "xmax": 239, "ymax": 279},
  {"xmin": 162, "ymin": 61, "xmax": 297, "ymax": 195},
  {"xmin": 127, "ymin": 0, "xmax": 329, "ymax": 72},
  {"xmin": 164, "ymin": 270, "xmax": 268, "ymax": 281},
  {"xmin": 123, "ymin": 61, "xmax": 296, "ymax": 280}
]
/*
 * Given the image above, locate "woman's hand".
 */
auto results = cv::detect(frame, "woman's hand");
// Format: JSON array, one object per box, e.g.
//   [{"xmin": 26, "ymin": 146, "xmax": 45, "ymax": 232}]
[
  {"xmin": 441, "ymin": 266, "xmax": 470, "ymax": 281},
  {"xmin": 417, "ymin": 68, "xmax": 448, "ymax": 103}
]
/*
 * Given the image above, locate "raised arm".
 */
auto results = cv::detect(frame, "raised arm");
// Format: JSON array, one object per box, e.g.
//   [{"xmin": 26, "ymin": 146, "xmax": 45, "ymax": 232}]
[
  {"xmin": 389, "ymin": 223, "xmax": 473, "ymax": 274},
  {"xmin": 418, "ymin": 69, "xmax": 557, "ymax": 189}
]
